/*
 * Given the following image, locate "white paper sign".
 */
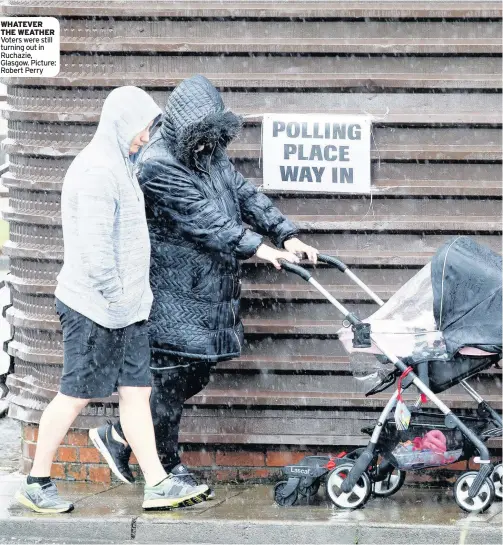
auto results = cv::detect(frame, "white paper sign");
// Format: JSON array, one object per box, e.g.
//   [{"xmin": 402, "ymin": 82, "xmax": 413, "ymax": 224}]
[
  {"xmin": 262, "ymin": 114, "xmax": 371, "ymax": 193},
  {"xmin": 0, "ymin": 17, "xmax": 60, "ymax": 77}
]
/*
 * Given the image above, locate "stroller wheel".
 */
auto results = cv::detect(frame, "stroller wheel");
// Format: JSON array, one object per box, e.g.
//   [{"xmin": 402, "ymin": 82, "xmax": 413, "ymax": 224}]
[
  {"xmin": 274, "ymin": 481, "xmax": 298, "ymax": 507},
  {"xmin": 372, "ymin": 468, "xmax": 406, "ymax": 498},
  {"xmin": 490, "ymin": 463, "xmax": 503, "ymax": 500},
  {"xmin": 326, "ymin": 463, "xmax": 371, "ymax": 509},
  {"xmin": 299, "ymin": 480, "xmax": 321, "ymax": 499},
  {"xmin": 454, "ymin": 471, "xmax": 495, "ymax": 513}
]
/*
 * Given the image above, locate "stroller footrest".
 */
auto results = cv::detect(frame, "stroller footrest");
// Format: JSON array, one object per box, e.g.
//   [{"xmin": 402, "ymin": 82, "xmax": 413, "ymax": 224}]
[{"xmin": 468, "ymin": 462, "xmax": 494, "ymax": 498}]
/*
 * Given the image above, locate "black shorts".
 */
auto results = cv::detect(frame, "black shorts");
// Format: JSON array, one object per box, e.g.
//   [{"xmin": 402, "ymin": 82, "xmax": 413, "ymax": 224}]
[{"xmin": 56, "ymin": 299, "xmax": 152, "ymax": 399}]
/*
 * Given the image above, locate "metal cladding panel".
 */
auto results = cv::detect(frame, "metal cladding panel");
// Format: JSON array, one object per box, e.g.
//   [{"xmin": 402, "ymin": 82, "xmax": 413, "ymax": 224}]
[{"xmin": 1, "ymin": 1, "xmax": 501, "ymax": 446}]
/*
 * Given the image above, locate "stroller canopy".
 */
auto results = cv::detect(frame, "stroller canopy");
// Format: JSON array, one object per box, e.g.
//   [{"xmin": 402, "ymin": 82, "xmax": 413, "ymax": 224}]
[{"xmin": 432, "ymin": 236, "xmax": 502, "ymax": 356}]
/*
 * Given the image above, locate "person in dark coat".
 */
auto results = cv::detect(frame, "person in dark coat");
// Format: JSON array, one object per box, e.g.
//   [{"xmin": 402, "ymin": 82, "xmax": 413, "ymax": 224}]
[{"xmin": 93, "ymin": 75, "xmax": 318, "ymax": 498}]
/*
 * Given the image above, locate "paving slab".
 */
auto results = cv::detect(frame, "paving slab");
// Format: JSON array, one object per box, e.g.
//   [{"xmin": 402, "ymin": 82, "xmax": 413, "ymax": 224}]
[
  {"xmin": 0, "ymin": 473, "xmax": 501, "ymax": 544},
  {"xmin": 74, "ymin": 482, "xmax": 246, "ymax": 519},
  {"xmin": 0, "ymin": 473, "xmax": 113, "ymax": 519},
  {"xmin": 488, "ymin": 511, "xmax": 503, "ymax": 525},
  {"xmin": 0, "ymin": 414, "xmax": 20, "ymax": 474}
]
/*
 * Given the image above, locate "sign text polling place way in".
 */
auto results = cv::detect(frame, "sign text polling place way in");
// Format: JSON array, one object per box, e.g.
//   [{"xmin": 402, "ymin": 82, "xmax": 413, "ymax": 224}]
[{"xmin": 262, "ymin": 114, "xmax": 371, "ymax": 193}]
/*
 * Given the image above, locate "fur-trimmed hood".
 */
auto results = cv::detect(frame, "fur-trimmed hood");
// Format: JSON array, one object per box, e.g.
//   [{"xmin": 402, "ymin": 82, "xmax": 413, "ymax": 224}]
[{"xmin": 160, "ymin": 75, "xmax": 242, "ymax": 169}]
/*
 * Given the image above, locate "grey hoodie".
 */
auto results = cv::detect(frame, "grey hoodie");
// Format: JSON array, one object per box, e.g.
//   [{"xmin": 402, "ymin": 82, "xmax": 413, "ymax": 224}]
[{"xmin": 55, "ymin": 86, "xmax": 162, "ymax": 329}]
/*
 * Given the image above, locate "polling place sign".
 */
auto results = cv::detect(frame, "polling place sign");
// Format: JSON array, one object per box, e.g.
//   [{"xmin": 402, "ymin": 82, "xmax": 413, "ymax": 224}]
[{"xmin": 262, "ymin": 114, "xmax": 371, "ymax": 193}]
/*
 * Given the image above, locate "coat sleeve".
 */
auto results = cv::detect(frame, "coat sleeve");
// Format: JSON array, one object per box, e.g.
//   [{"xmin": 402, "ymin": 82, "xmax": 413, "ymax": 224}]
[
  {"xmin": 233, "ymin": 169, "xmax": 299, "ymax": 248},
  {"xmin": 139, "ymin": 160, "xmax": 263, "ymax": 259},
  {"xmin": 76, "ymin": 169, "xmax": 123, "ymax": 302}
]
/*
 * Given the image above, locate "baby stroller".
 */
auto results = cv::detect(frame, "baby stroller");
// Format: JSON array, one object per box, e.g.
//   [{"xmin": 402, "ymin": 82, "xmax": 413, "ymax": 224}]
[{"xmin": 276, "ymin": 236, "xmax": 502, "ymax": 512}]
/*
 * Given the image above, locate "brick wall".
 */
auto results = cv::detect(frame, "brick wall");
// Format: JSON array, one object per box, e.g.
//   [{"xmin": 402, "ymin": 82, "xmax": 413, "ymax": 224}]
[{"xmin": 20, "ymin": 424, "xmax": 500, "ymax": 486}]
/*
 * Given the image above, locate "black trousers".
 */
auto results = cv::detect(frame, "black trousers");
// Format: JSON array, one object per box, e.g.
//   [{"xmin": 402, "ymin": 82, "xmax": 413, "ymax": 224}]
[
  {"xmin": 151, "ymin": 357, "xmax": 215, "ymax": 471},
  {"xmin": 115, "ymin": 354, "xmax": 215, "ymax": 471}
]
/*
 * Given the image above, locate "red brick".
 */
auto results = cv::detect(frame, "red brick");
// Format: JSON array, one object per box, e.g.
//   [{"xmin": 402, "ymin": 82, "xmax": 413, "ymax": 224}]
[
  {"xmin": 266, "ymin": 451, "xmax": 312, "ymax": 467},
  {"xmin": 408, "ymin": 473, "xmax": 435, "ymax": 484},
  {"xmin": 66, "ymin": 464, "xmax": 87, "ymax": 481},
  {"xmin": 182, "ymin": 451, "xmax": 215, "ymax": 467},
  {"xmin": 88, "ymin": 465, "xmax": 111, "ymax": 484},
  {"xmin": 23, "ymin": 425, "xmax": 39, "ymax": 442},
  {"xmin": 66, "ymin": 431, "xmax": 89, "ymax": 447},
  {"xmin": 195, "ymin": 469, "xmax": 215, "ymax": 482},
  {"xmin": 238, "ymin": 468, "xmax": 277, "ymax": 480},
  {"xmin": 332, "ymin": 450, "xmax": 352, "ymax": 459},
  {"xmin": 79, "ymin": 447, "xmax": 101, "ymax": 463},
  {"xmin": 468, "ymin": 457, "xmax": 500, "ymax": 470},
  {"xmin": 215, "ymin": 451, "xmax": 264, "ymax": 467},
  {"xmin": 22, "ymin": 441, "xmax": 37, "ymax": 460},
  {"xmin": 214, "ymin": 469, "xmax": 238, "ymax": 482},
  {"xmin": 57, "ymin": 446, "xmax": 78, "ymax": 463},
  {"xmin": 442, "ymin": 461, "xmax": 467, "ymax": 472},
  {"xmin": 21, "ymin": 457, "xmax": 33, "ymax": 475},
  {"xmin": 410, "ymin": 471, "xmax": 456, "ymax": 485},
  {"xmin": 23, "ymin": 426, "xmax": 35, "ymax": 442},
  {"xmin": 50, "ymin": 463, "xmax": 66, "ymax": 480}
]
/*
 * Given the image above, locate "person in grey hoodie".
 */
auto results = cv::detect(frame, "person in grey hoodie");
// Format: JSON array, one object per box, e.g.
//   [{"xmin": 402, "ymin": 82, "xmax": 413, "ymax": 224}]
[
  {"xmin": 15, "ymin": 86, "xmax": 209, "ymax": 514},
  {"xmin": 90, "ymin": 76, "xmax": 318, "ymax": 497}
]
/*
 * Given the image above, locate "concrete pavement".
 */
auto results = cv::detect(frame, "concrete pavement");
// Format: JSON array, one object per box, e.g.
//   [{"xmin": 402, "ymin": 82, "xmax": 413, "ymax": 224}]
[
  {"xmin": 0, "ymin": 472, "xmax": 501, "ymax": 544},
  {"xmin": 0, "ymin": 417, "xmax": 20, "ymax": 472}
]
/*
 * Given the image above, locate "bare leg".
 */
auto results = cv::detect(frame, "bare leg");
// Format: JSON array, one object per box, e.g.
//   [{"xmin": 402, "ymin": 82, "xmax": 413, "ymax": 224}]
[
  {"xmin": 117, "ymin": 386, "xmax": 167, "ymax": 487},
  {"xmin": 30, "ymin": 393, "xmax": 89, "ymax": 477}
]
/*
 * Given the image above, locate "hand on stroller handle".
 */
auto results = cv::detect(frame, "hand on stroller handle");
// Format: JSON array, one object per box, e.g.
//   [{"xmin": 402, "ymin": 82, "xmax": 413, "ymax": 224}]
[
  {"xmin": 256, "ymin": 244, "xmax": 299, "ymax": 270},
  {"xmin": 279, "ymin": 253, "xmax": 347, "ymax": 273},
  {"xmin": 278, "ymin": 255, "xmax": 384, "ymax": 307},
  {"xmin": 278, "ymin": 259, "xmax": 312, "ymax": 281}
]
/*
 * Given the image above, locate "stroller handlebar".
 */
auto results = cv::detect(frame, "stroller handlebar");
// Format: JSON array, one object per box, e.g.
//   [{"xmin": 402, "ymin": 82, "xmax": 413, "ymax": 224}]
[
  {"xmin": 278, "ymin": 255, "xmax": 348, "ymax": 280},
  {"xmin": 317, "ymin": 254, "xmax": 347, "ymax": 272},
  {"xmin": 279, "ymin": 259, "xmax": 312, "ymax": 281}
]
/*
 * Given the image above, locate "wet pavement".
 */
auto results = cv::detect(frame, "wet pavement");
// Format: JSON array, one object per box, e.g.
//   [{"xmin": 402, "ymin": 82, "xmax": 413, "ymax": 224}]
[
  {"xmin": 0, "ymin": 277, "xmax": 501, "ymax": 542},
  {"xmin": 0, "ymin": 472, "xmax": 501, "ymax": 544},
  {"xmin": 0, "ymin": 415, "xmax": 20, "ymax": 472}
]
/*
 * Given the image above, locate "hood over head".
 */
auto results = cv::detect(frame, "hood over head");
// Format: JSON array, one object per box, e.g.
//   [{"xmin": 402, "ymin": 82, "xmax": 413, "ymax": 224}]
[
  {"xmin": 95, "ymin": 86, "xmax": 162, "ymax": 158},
  {"xmin": 161, "ymin": 75, "xmax": 242, "ymax": 168}
]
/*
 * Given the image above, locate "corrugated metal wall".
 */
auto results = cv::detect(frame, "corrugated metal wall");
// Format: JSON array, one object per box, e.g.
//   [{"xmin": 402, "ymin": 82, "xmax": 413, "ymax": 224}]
[{"xmin": 1, "ymin": 1, "xmax": 501, "ymax": 449}]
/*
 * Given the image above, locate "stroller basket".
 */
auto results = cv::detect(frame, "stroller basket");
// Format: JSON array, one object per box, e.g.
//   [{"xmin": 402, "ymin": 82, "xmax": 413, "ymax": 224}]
[{"xmin": 366, "ymin": 410, "xmax": 489, "ymax": 471}]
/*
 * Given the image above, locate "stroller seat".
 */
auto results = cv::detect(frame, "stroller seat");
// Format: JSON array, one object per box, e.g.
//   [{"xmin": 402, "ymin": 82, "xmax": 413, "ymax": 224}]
[
  {"xmin": 420, "ymin": 354, "xmax": 499, "ymax": 394},
  {"xmin": 459, "ymin": 347, "xmax": 498, "ymax": 356}
]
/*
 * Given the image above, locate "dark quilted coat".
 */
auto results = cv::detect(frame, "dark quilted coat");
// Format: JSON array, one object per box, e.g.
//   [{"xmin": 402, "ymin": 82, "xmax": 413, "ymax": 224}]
[{"xmin": 136, "ymin": 76, "xmax": 298, "ymax": 361}]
